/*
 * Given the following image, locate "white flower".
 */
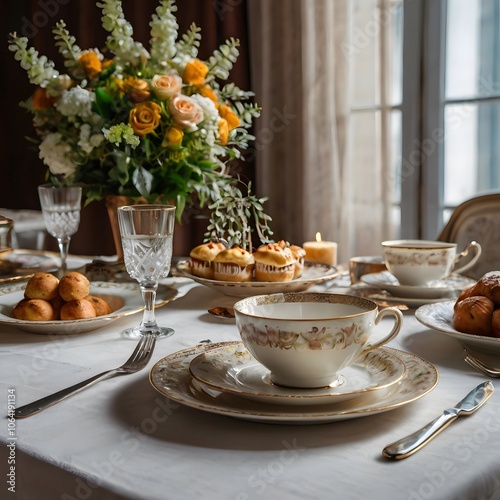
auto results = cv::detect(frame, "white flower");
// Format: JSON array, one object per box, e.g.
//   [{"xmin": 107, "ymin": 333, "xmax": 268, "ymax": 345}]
[
  {"xmin": 55, "ymin": 86, "xmax": 95, "ymax": 119},
  {"xmin": 39, "ymin": 133, "xmax": 76, "ymax": 178},
  {"xmin": 78, "ymin": 124, "xmax": 104, "ymax": 154}
]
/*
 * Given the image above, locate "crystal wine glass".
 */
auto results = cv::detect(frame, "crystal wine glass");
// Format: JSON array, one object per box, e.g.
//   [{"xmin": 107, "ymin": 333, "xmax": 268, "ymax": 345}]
[
  {"xmin": 38, "ymin": 185, "xmax": 82, "ymax": 277},
  {"xmin": 117, "ymin": 204, "xmax": 176, "ymax": 339}
]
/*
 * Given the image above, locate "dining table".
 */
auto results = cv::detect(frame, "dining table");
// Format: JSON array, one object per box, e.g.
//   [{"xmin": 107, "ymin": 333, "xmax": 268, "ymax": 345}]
[{"xmin": 1, "ymin": 262, "xmax": 500, "ymax": 500}]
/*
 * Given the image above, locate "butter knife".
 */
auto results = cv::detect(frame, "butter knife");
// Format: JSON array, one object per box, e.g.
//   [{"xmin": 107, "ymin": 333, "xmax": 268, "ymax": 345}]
[{"xmin": 382, "ymin": 380, "xmax": 494, "ymax": 460}]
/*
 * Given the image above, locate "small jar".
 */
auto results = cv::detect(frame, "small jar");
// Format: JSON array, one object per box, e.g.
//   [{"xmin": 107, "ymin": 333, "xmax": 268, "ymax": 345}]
[{"xmin": 0, "ymin": 216, "xmax": 13, "ymax": 252}]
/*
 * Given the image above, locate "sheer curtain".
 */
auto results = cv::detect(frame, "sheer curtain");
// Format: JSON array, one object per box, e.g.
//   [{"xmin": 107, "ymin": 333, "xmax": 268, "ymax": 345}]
[{"xmin": 248, "ymin": 0, "xmax": 399, "ymax": 264}]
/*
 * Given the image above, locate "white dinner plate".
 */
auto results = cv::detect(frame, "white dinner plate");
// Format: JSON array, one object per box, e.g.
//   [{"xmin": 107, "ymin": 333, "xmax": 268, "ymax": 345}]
[
  {"xmin": 0, "ymin": 249, "xmax": 90, "ymax": 278},
  {"xmin": 415, "ymin": 301, "xmax": 500, "ymax": 355},
  {"xmin": 175, "ymin": 261, "xmax": 341, "ymax": 298},
  {"xmin": 149, "ymin": 342, "xmax": 438, "ymax": 425},
  {"xmin": 361, "ymin": 271, "xmax": 475, "ymax": 299},
  {"xmin": 188, "ymin": 342, "xmax": 406, "ymax": 406},
  {"xmin": 0, "ymin": 281, "xmax": 177, "ymax": 334}
]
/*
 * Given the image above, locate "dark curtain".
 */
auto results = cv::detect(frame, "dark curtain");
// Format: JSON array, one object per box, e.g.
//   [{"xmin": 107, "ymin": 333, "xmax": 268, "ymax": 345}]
[{"xmin": 0, "ymin": 0, "xmax": 252, "ymax": 257}]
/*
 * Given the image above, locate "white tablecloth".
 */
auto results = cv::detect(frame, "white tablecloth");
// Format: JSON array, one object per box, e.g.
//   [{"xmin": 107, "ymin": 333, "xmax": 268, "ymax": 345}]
[{"xmin": 1, "ymin": 278, "xmax": 500, "ymax": 500}]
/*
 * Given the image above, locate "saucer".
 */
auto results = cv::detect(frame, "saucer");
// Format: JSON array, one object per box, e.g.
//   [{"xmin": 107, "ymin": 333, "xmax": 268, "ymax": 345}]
[
  {"xmin": 149, "ymin": 342, "xmax": 438, "ymax": 424},
  {"xmin": 415, "ymin": 301, "xmax": 500, "ymax": 355},
  {"xmin": 361, "ymin": 271, "xmax": 475, "ymax": 299},
  {"xmin": 189, "ymin": 343, "xmax": 406, "ymax": 406}
]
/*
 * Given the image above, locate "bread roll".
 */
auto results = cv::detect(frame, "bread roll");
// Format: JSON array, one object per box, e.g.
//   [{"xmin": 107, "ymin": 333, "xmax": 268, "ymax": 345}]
[
  {"xmin": 13, "ymin": 298, "xmax": 56, "ymax": 321},
  {"xmin": 60, "ymin": 299, "xmax": 97, "ymax": 320},
  {"xmin": 25, "ymin": 273, "xmax": 60, "ymax": 301},
  {"xmin": 453, "ymin": 296, "xmax": 494, "ymax": 336},
  {"xmin": 475, "ymin": 272, "xmax": 500, "ymax": 306},
  {"xmin": 58, "ymin": 272, "xmax": 90, "ymax": 302},
  {"xmin": 85, "ymin": 295, "xmax": 112, "ymax": 316}
]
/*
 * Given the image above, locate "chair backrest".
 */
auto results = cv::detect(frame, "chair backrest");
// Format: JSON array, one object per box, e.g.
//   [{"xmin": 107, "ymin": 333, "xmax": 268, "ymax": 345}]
[{"xmin": 437, "ymin": 193, "xmax": 500, "ymax": 279}]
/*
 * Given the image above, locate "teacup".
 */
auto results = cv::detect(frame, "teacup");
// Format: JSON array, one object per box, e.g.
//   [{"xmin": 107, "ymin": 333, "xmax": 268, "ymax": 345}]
[
  {"xmin": 382, "ymin": 240, "xmax": 482, "ymax": 286},
  {"xmin": 233, "ymin": 292, "xmax": 403, "ymax": 389},
  {"xmin": 349, "ymin": 255, "xmax": 387, "ymax": 285}
]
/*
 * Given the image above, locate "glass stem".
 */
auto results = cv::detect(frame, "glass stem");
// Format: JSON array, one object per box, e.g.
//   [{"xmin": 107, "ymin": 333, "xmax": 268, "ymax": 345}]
[
  {"xmin": 140, "ymin": 281, "xmax": 159, "ymax": 331},
  {"xmin": 57, "ymin": 236, "xmax": 71, "ymax": 277}
]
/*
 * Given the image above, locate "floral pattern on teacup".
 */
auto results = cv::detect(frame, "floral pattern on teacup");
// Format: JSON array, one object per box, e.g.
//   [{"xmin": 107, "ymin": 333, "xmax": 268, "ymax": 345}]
[
  {"xmin": 385, "ymin": 249, "xmax": 452, "ymax": 267},
  {"xmin": 239, "ymin": 322, "xmax": 369, "ymax": 351}
]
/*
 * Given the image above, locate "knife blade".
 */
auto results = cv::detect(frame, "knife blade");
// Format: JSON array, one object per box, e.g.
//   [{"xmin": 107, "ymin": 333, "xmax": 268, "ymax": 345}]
[{"xmin": 382, "ymin": 380, "xmax": 494, "ymax": 460}]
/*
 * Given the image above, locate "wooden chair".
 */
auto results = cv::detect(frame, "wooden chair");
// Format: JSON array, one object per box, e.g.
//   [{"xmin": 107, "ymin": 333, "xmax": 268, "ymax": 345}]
[{"xmin": 437, "ymin": 192, "xmax": 500, "ymax": 279}]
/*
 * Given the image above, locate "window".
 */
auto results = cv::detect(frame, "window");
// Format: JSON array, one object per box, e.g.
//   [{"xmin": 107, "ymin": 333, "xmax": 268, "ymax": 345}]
[{"xmin": 402, "ymin": 0, "xmax": 500, "ymax": 239}]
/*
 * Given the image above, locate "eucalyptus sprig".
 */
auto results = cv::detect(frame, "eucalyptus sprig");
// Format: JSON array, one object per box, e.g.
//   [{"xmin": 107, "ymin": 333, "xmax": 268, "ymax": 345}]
[{"xmin": 204, "ymin": 181, "xmax": 273, "ymax": 251}]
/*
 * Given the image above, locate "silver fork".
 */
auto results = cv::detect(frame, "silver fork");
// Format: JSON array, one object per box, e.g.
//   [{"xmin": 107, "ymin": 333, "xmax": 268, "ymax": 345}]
[
  {"xmin": 15, "ymin": 333, "xmax": 157, "ymax": 418},
  {"xmin": 463, "ymin": 348, "xmax": 500, "ymax": 377}
]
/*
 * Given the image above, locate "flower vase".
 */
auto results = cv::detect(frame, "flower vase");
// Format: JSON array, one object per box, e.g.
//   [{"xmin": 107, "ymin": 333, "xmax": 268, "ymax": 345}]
[{"xmin": 105, "ymin": 195, "xmax": 133, "ymax": 260}]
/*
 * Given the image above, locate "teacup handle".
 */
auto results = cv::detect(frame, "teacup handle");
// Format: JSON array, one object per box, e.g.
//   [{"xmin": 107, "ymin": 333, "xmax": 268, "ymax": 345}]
[
  {"xmin": 453, "ymin": 241, "xmax": 482, "ymax": 275},
  {"xmin": 361, "ymin": 307, "xmax": 403, "ymax": 355}
]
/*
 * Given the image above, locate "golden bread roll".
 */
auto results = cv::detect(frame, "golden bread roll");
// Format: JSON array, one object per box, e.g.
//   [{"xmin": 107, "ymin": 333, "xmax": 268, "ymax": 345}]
[
  {"xmin": 13, "ymin": 298, "xmax": 56, "ymax": 321},
  {"xmin": 189, "ymin": 241, "xmax": 226, "ymax": 279},
  {"xmin": 213, "ymin": 246, "xmax": 255, "ymax": 282},
  {"xmin": 60, "ymin": 299, "xmax": 97, "ymax": 320},
  {"xmin": 492, "ymin": 309, "xmax": 500, "ymax": 338},
  {"xmin": 85, "ymin": 295, "xmax": 112, "ymax": 316},
  {"xmin": 454, "ymin": 283, "xmax": 480, "ymax": 309},
  {"xmin": 25, "ymin": 273, "xmax": 60, "ymax": 301},
  {"xmin": 58, "ymin": 272, "xmax": 90, "ymax": 302},
  {"xmin": 475, "ymin": 271, "xmax": 500, "ymax": 306},
  {"xmin": 253, "ymin": 243, "xmax": 296, "ymax": 282},
  {"xmin": 453, "ymin": 296, "xmax": 494, "ymax": 336}
]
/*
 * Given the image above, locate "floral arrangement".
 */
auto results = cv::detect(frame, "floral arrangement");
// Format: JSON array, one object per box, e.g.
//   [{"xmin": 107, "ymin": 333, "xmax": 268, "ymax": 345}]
[{"xmin": 8, "ymin": 0, "xmax": 262, "ymax": 225}]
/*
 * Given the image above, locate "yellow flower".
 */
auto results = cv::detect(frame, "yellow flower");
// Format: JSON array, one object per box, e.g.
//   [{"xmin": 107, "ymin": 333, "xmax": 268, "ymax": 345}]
[
  {"xmin": 219, "ymin": 104, "xmax": 239, "ymax": 131},
  {"xmin": 123, "ymin": 77, "xmax": 151, "ymax": 103},
  {"xmin": 200, "ymin": 85, "xmax": 218, "ymax": 104},
  {"xmin": 32, "ymin": 87, "xmax": 56, "ymax": 110},
  {"xmin": 163, "ymin": 126, "xmax": 184, "ymax": 149},
  {"xmin": 129, "ymin": 101, "xmax": 162, "ymax": 137},
  {"xmin": 218, "ymin": 119, "xmax": 229, "ymax": 145},
  {"xmin": 151, "ymin": 74, "xmax": 182, "ymax": 100},
  {"xmin": 183, "ymin": 59, "xmax": 208, "ymax": 87},
  {"xmin": 78, "ymin": 52, "xmax": 102, "ymax": 79}
]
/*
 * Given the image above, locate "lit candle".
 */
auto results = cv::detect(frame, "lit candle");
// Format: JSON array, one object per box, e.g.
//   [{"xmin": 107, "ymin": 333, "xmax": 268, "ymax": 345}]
[{"xmin": 303, "ymin": 232, "xmax": 338, "ymax": 266}]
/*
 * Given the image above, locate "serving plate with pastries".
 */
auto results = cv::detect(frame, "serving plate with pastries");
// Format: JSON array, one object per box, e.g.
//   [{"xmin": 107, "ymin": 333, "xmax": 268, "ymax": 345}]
[
  {"xmin": 415, "ymin": 271, "xmax": 500, "ymax": 355},
  {"xmin": 0, "ymin": 271, "xmax": 177, "ymax": 334},
  {"xmin": 176, "ymin": 240, "xmax": 340, "ymax": 298}
]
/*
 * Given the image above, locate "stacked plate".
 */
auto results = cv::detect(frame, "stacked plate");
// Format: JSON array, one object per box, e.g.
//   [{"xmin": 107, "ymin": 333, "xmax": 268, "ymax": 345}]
[
  {"xmin": 149, "ymin": 341, "xmax": 438, "ymax": 424},
  {"xmin": 360, "ymin": 271, "xmax": 475, "ymax": 308}
]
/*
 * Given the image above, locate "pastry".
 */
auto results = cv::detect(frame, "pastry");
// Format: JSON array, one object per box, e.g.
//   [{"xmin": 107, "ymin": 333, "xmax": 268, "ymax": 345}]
[
  {"xmin": 213, "ymin": 246, "xmax": 255, "ymax": 282},
  {"xmin": 474, "ymin": 271, "xmax": 500, "ymax": 306},
  {"xmin": 13, "ymin": 298, "xmax": 56, "ymax": 321},
  {"xmin": 60, "ymin": 299, "xmax": 97, "ymax": 320},
  {"xmin": 24, "ymin": 273, "xmax": 60, "ymax": 301},
  {"xmin": 253, "ymin": 243, "xmax": 296, "ymax": 282},
  {"xmin": 289, "ymin": 244, "xmax": 306, "ymax": 279},
  {"xmin": 189, "ymin": 241, "xmax": 226, "ymax": 279},
  {"xmin": 453, "ymin": 296, "xmax": 494, "ymax": 336},
  {"xmin": 58, "ymin": 272, "xmax": 91, "ymax": 302}
]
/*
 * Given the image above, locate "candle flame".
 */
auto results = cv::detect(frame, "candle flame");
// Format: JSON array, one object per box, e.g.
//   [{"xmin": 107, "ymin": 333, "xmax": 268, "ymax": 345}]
[{"xmin": 315, "ymin": 232, "xmax": 322, "ymax": 242}]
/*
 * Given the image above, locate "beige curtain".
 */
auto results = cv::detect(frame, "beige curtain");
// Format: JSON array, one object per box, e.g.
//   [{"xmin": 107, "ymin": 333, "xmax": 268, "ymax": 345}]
[{"xmin": 248, "ymin": 0, "xmax": 397, "ymax": 264}]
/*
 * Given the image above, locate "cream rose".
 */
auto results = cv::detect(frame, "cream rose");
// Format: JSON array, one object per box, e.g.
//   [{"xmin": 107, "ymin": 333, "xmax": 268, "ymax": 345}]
[
  {"xmin": 168, "ymin": 95, "xmax": 204, "ymax": 131},
  {"xmin": 151, "ymin": 74, "xmax": 183, "ymax": 100}
]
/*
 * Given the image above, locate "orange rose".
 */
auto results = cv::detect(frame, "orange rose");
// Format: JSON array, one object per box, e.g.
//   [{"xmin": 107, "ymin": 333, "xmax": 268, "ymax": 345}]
[
  {"xmin": 123, "ymin": 77, "xmax": 151, "ymax": 103},
  {"xmin": 129, "ymin": 101, "xmax": 162, "ymax": 137},
  {"xmin": 200, "ymin": 85, "xmax": 218, "ymax": 104},
  {"xmin": 218, "ymin": 119, "xmax": 229, "ymax": 145},
  {"xmin": 78, "ymin": 52, "xmax": 102, "ymax": 80},
  {"xmin": 163, "ymin": 126, "xmax": 184, "ymax": 149},
  {"xmin": 183, "ymin": 59, "xmax": 208, "ymax": 87},
  {"xmin": 219, "ymin": 104, "xmax": 239, "ymax": 131},
  {"xmin": 168, "ymin": 95, "xmax": 203, "ymax": 130},
  {"xmin": 32, "ymin": 87, "xmax": 56, "ymax": 110},
  {"xmin": 151, "ymin": 74, "xmax": 182, "ymax": 100}
]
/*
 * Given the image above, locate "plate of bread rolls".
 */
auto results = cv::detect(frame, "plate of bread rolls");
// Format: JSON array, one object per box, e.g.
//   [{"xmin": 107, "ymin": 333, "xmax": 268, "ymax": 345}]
[
  {"xmin": 415, "ymin": 271, "xmax": 500, "ymax": 354},
  {"xmin": 0, "ymin": 271, "xmax": 177, "ymax": 334}
]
